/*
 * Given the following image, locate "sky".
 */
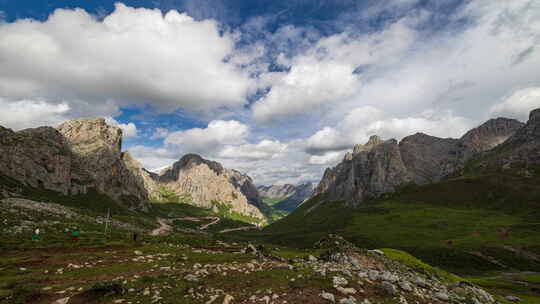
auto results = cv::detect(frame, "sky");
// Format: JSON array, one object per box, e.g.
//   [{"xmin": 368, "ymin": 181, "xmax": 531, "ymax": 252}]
[{"xmin": 0, "ymin": 0, "xmax": 539, "ymax": 185}]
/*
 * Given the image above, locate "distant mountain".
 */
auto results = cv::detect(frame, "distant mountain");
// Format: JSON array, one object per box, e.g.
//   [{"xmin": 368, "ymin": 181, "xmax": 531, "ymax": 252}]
[
  {"xmin": 314, "ymin": 116, "xmax": 525, "ymax": 206},
  {"xmin": 258, "ymin": 182, "xmax": 315, "ymax": 212},
  {"xmin": 154, "ymin": 154, "xmax": 266, "ymax": 221}
]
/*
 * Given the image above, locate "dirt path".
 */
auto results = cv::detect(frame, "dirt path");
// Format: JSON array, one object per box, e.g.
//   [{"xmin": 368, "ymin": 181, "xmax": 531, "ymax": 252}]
[
  {"xmin": 150, "ymin": 218, "xmax": 173, "ymax": 236},
  {"xmin": 173, "ymin": 216, "xmax": 220, "ymax": 230},
  {"xmin": 200, "ymin": 217, "xmax": 220, "ymax": 230},
  {"xmin": 219, "ymin": 226, "xmax": 261, "ymax": 233}
]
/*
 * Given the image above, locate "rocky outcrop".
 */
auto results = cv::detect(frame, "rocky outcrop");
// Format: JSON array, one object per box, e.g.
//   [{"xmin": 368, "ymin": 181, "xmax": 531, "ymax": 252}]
[
  {"xmin": 316, "ymin": 117, "xmax": 524, "ymax": 206},
  {"xmin": 0, "ymin": 126, "xmax": 73, "ymax": 194},
  {"xmin": 0, "ymin": 118, "xmax": 150, "ymax": 208},
  {"xmin": 477, "ymin": 109, "xmax": 540, "ymax": 168},
  {"xmin": 56, "ymin": 118, "xmax": 150, "ymax": 203},
  {"xmin": 399, "ymin": 133, "xmax": 460, "ymax": 184},
  {"xmin": 460, "ymin": 118, "xmax": 525, "ymax": 152},
  {"xmin": 157, "ymin": 154, "xmax": 265, "ymax": 220},
  {"xmin": 316, "ymin": 136, "xmax": 412, "ymax": 205}
]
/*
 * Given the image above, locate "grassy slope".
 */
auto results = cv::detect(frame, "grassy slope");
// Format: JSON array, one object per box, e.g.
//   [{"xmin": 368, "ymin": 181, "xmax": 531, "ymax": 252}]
[{"xmin": 249, "ymin": 170, "xmax": 540, "ymax": 301}]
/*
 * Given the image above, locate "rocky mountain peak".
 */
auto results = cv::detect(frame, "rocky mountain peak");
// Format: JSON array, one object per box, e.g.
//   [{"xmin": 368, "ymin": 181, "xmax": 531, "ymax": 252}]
[
  {"xmin": 460, "ymin": 117, "xmax": 524, "ymax": 152},
  {"xmin": 160, "ymin": 153, "xmax": 225, "ymax": 182},
  {"xmin": 156, "ymin": 153, "xmax": 265, "ymax": 220},
  {"xmin": 57, "ymin": 118, "xmax": 122, "ymax": 154},
  {"xmin": 353, "ymin": 135, "xmax": 384, "ymax": 154}
]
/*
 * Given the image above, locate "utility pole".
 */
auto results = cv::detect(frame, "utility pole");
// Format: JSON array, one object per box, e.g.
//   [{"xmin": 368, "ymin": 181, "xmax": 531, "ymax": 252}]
[{"xmin": 104, "ymin": 208, "xmax": 110, "ymax": 235}]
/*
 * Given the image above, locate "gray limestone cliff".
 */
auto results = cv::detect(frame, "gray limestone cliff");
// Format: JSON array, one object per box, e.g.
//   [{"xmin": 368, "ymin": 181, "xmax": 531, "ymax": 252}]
[
  {"xmin": 157, "ymin": 154, "xmax": 265, "ymax": 220},
  {"xmin": 315, "ymin": 117, "xmax": 525, "ymax": 206},
  {"xmin": 476, "ymin": 109, "xmax": 540, "ymax": 168},
  {"xmin": 57, "ymin": 118, "xmax": 150, "ymax": 203}
]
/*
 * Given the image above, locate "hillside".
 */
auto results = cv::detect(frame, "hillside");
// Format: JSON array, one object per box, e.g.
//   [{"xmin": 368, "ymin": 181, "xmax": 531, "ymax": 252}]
[
  {"xmin": 255, "ymin": 169, "xmax": 540, "ymax": 302},
  {"xmin": 252, "ymin": 108, "xmax": 540, "ymax": 302}
]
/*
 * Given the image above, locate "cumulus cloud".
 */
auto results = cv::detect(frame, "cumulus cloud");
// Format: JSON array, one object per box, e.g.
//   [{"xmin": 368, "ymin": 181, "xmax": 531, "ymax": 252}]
[
  {"xmin": 305, "ymin": 106, "xmax": 473, "ymax": 157},
  {"xmin": 218, "ymin": 140, "xmax": 288, "ymax": 160},
  {"xmin": 251, "ymin": 21, "xmax": 418, "ymax": 122},
  {"xmin": 127, "ymin": 145, "xmax": 178, "ymax": 171},
  {"xmin": 0, "ymin": 3, "xmax": 252, "ymax": 113},
  {"xmin": 252, "ymin": 58, "xmax": 360, "ymax": 122},
  {"xmin": 308, "ymin": 151, "xmax": 347, "ymax": 165},
  {"xmin": 490, "ymin": 87, "xmax": 540, "ymax": 121},
  {"xmin": 165, "ymin": 120, "xmax": 249, "ymax": 154},
  {"xmin": 105, "ymin": 117, "xmax": 138, "ymax": 138},
  {"xmin": 0, "ymin": 98, "xmax": 71, "ymax": 130}
]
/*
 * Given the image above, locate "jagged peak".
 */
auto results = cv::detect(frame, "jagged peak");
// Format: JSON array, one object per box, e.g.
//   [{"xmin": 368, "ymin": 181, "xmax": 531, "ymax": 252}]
[
  {"xmin": 353, "ymin": 135, "xmax": 385, "ymax": 154},
  {"xmin": 367, "ymin": 135, "xmax": 383, "ymax": 145}
]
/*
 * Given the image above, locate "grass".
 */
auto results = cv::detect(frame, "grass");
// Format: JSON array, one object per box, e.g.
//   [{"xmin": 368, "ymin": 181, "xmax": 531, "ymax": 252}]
[
  {"xmin": 235, "ymin": 170, "xmax": 540, "ymax": 303},
  {"xmin": 379, "ymin": 248, "xmax": 462, "ymax": 283}
]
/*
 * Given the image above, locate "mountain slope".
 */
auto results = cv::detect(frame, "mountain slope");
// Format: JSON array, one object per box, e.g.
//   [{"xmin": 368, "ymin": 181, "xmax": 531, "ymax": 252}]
[
  {"xmin": 315, "ymin": 117, "xmax": 524, "ymax": 206},
  {"xmin": 154, "ymin": 154, "xmax": 266, "ymax": 221}
]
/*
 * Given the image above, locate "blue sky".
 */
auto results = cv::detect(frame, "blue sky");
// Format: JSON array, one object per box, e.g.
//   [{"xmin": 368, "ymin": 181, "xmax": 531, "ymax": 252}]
[{"xmin": 0, "ymin": 0, "xmax": 539, "ymax": 185}]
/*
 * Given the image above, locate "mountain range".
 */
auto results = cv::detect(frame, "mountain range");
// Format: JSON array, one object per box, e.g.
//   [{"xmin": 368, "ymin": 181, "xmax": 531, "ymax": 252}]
[
  {"xmin": 314, "ymin": 117, "xmax": 525, "ymax": 206},
  {"xmin": 0, "ymin": 118, "xmax": 267, "ymax": 222}
]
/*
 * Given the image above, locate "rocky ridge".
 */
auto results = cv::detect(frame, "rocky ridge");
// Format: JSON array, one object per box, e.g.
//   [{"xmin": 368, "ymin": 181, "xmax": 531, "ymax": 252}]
[
  {"xmin": 156, "ymin": 154, "xmax": 265, "ymax": 220},
  {"xmin": 315, "ymin": 116, "xmax": 525, "ymax": 205},
  {"xmin": 477, "ymin": 108, "xmax": 540, "ymax": 168}
]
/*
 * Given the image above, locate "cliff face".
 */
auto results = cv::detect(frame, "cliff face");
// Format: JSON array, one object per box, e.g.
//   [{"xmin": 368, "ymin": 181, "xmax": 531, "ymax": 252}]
[
  {"xmin": 0, "ymin": 118, "xmax": 151, "ymax": 209},
  {"xmin": 157, "ymin": 154, "xmax": 265, "ymax": 220},
  {"xmin": 0, "ymin": 126, "xmax": 74, "ymax": 195},
  {"xmin": 315, "ymin": 117, "xmax": 525, "ymax": 206},
  {"xmin": 56, "ymin": 118, "xmax": 150, "ymax": 202},
  {"xmin": 316, "ymin": 136, "xmax": 412, "ymax": 205},
  {"xmin": 477, "ymin": 109, "xmax": 540, "ymax": 168}
]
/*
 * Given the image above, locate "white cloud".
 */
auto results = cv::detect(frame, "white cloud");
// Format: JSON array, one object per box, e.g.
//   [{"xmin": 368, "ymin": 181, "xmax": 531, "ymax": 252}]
[
  {"xmin": 305, "ymin": 106, "xmax": 472, "ymax": 155},
  {"xmin": 127, "ymin": 145, "xmax": 178, "ymax": 170},
  {"xmin": 105, "ymin": 117, "xmax": 138, "ymax": 138},
  {"xmin": 0, "ymin": 98, "xmax": 70, "ymax": 130},
  {"xmin": 305, "ymin": 127, "xmax": 350, "ymax": 155},
  {"xmin": 164, "ymin": 120, "xmax": 248, "ymax": 153},
  {"xmin": 0, "ymin": 3, "xmax": 252, "ymax": 113},
  {"xmin": 490, "ymin": 87, "xmax": 540, "ymax": 121},
  {"xmin": 252, "ymin": 58, "xmax": 360, "ymax": 122},
  {"xmin": 308, "ymin": 151, "xmax": 347, "ymax": 165},
  {"xmin": 218, "ymin": 140, "xmax": 288, "ymax": 160}
]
